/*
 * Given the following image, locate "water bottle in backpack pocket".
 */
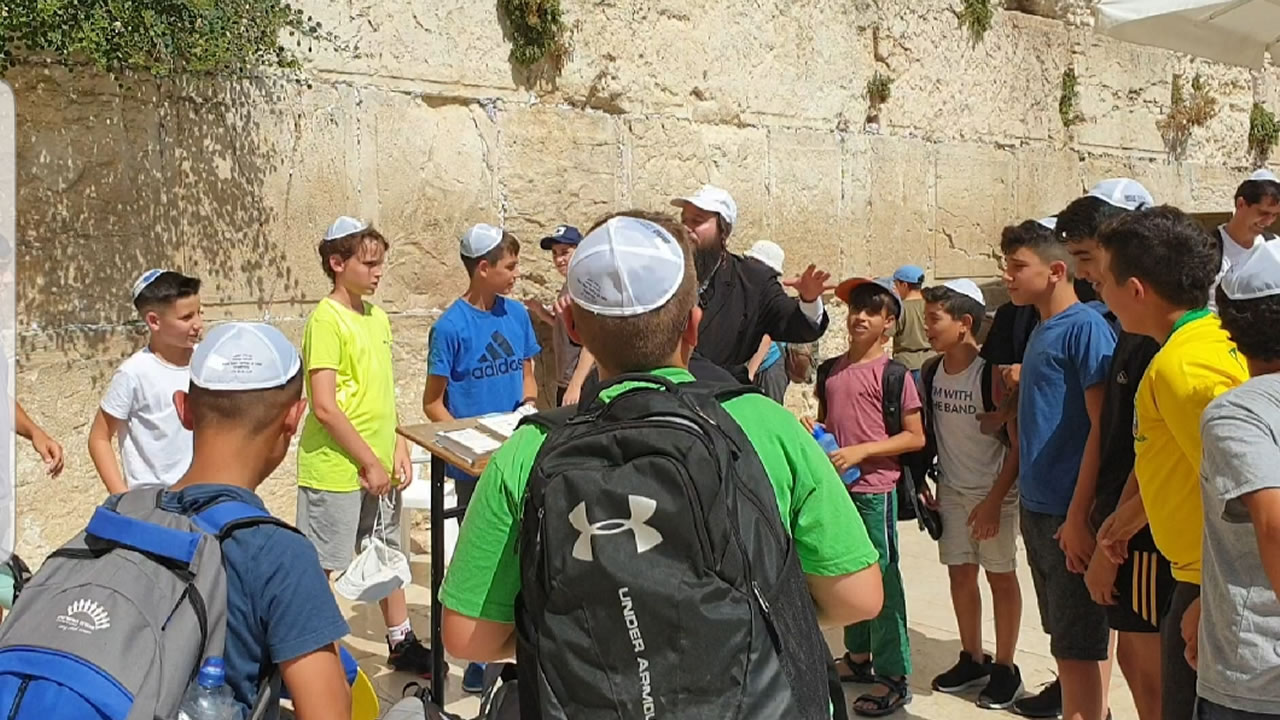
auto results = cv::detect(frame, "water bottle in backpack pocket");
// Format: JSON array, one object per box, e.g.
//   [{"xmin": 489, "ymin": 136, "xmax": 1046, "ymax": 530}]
[{"xmin": 0, "ymin": 488, "xmax": 299, "ymax": 720}]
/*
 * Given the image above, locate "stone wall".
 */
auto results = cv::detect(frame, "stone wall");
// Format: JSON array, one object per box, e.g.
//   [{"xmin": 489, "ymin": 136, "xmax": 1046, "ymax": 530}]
[{"xmin": 8, "ymin": 0, "xmax": 1279, "ymax": 560}]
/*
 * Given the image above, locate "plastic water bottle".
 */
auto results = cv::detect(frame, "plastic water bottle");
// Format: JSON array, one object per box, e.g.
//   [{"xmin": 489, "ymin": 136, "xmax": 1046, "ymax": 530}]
[
  {"xmin": 177, "ymin": 657, "xmax": 243, "ymax": 720},
  {"xmin": 812, "ymin": 426, "xmax": 861, "ymax": 486}
]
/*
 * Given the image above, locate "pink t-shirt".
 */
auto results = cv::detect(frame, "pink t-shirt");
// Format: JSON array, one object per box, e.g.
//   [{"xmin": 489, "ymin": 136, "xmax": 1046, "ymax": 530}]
[{"xmin": 823, "ymin": 354, "xmax": 922, "ymax": 495}]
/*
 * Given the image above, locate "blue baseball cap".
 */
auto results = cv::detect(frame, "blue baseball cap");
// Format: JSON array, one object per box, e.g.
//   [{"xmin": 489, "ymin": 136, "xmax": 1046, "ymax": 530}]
[
  {"xmin": 892, "ymin": 264, "xmax": 925, "ymax": 285},
  {"xmin": 540, "ymin": 225, "xmax": 584, "ymax": 250}
]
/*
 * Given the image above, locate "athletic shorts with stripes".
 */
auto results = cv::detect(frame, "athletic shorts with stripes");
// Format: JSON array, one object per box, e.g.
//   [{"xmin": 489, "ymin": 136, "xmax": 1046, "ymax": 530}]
[{"xmin": 1108, "ymin": 526, "xmax": 1175, "ymax": 633}]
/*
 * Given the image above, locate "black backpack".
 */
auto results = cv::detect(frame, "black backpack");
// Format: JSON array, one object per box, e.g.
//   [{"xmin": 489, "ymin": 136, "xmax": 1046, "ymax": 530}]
[
  {"xmin": 815, "ymin": 357, "xmax": 931, "ymax": 525},
  {"xmin": 514, "ymin": 374, "xmax": 838, "ymax": 720}
]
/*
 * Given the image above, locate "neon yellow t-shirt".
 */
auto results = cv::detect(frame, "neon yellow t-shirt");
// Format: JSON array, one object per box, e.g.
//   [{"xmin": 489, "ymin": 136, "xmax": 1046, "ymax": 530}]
[
  {"xmin": 297, "ymin": 298, "xmax": 397, "ymax": 492},
  {"xmin": 440, "ymin": 367, "xmax": 880, "ymax": 624},
  {"xmin": 1134, "ymin": 310, "xmax": 1248, "ymax": 584}
]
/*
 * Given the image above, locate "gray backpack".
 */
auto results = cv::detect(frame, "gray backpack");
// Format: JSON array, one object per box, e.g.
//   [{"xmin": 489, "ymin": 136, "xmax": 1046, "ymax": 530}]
[{"xmin": 0, "ymin": 487, "xmax": 295, "ymax": 720}]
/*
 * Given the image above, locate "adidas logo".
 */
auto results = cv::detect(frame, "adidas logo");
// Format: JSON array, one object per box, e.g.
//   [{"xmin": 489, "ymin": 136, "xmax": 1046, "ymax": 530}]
[
  {"xmin": 55, "ymin": 598, "xmax": 111, "ymax": 634},
  {"xmin": 1116, "ymin": 370, "xmax": 1129, "ymax": 385},
  {"xmin": 472, "ymin": 330, "xmax": 523, "ymax": 380}
]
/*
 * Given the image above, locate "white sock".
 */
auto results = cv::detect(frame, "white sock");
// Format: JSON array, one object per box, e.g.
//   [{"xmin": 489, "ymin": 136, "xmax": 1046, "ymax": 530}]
[{"xmin": 387, "ymin": 619, "xmax": 412, "ymax": 645}]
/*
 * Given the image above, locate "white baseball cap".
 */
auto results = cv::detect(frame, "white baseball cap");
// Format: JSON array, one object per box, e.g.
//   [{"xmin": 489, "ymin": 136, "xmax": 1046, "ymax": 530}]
[
  {"xmin": 567, "ymin": 216, "xmax": 687, "ymax": 317},
  {"xmin": 1219, "ymin": 242, "xmax": 1280, "ymax": 301},
  {"xmin": 324, "ymin": 216, "xmax": 368, "ymax": 242},
  {"xmin": 745, "ymin": 240, "xmax": 785, "ymax": 275},
  {"xmin": 460, "ymin": 223, "xmax": 504, "ymax": 258},
  {"xmin": 671, "ymin": 184, "xmax": 738, "ymax": 227},
  {"xmin": 1248, "ymin": 168, "xmax": 1280, "ymax": 183},
  {"xmin": 132, "ymin": 268, "xmax": 167, "ymax": 301},
  {"xmin": 1086, "ymin": 178, "xmax": 1154, "ymax": 210},
  {"xmin": 1036, "ymin": 216, "xmax": 1058, "ymax": 230},
  {"xmin": 941, "ymin": 278, "xmax": 985, "ymax": 307},
  {"xmin": 190, "ymin": 322, "xmax": 302, "ymax": 391}
]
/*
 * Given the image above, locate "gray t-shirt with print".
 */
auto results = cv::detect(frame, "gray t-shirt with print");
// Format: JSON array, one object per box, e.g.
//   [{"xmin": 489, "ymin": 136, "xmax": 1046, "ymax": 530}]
[{"xmin": 1198, "ymin": 373, "xmax": 1280, "ymax": 713}]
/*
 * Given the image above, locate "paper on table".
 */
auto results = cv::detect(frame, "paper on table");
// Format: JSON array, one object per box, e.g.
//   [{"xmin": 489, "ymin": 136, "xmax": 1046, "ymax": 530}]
[
  {"xmin": 435, "ymin": 428, "xmax": 503, "ymax": 464},
  {"xmin": 476, "ymin": 405, "xmax": 538, "ymax": 440}
]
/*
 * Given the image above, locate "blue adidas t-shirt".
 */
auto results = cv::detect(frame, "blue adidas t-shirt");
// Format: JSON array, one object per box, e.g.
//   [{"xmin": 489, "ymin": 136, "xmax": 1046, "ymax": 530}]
[
  {"xmin": 157, "ymin": 485, "xmax": 349, "ymax": 720},
  {"xmin": 1017, "ymin": 302, "xmax": 1116, "ymax": 516},
  {"xmin": 428, "ymin": 296, "xmax": 541, "ymax": 480}
]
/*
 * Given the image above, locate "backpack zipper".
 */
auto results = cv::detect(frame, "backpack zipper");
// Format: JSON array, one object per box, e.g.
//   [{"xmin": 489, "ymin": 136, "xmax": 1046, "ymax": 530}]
[{"xmin": 6, "ymin": 678, "xmax": 28, "ymax": 720}]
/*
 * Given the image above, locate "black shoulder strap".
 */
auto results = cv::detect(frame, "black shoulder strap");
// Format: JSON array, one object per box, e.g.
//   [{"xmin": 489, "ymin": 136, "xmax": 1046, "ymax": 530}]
[
  {"xmin": 217, "ymin": 516, "xmax": 301, "ymax": 542},
  {"xmin": 815, "ymin": 356, "xmax": 840, "ymax": 419},
  {"xmin": 881, "ymin": 359, "xmax": 907, "ymax": 436},
  {"xmin": 980, "ymin": 359, "xmax": 997, "ymax": 413},
  {"xmin": 920, "ymin": 355, "xmax": 942, "ymax": 445},
  {"xmin": 518, "ymin": 406, "xmax": 577, "ymax": 434}
]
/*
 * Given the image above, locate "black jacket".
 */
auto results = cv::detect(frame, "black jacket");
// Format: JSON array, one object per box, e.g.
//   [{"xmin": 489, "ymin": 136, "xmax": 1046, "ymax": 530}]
[{"xmin": 697, "ymin": 253, "xmax": 829, "ymax": 371}]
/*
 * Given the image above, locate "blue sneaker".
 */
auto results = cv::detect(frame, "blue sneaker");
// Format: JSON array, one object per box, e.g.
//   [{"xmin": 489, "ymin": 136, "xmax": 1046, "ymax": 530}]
[{"xmin": 462, "ymin": 661, "xmax": 487, "ymax": 694}]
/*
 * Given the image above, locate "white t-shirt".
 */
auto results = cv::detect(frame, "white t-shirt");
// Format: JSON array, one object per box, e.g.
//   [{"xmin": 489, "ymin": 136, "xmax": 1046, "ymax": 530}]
[
  {"xmin": 100, "ymin": 348, "xmax": 193, "ymax": 488},
  {"xmin": 1211, "ymin": 225, "xmax": 1278, "ymax": 311},
  {"xmin": 931, "ymin": 356, "xmax": 1011, "ymax": 500}
]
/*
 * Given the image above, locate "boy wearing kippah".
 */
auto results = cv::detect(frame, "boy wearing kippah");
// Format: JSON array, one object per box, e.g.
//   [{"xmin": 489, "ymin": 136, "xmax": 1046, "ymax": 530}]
[
  {"xmin": 296, "ymin": 217, "xmax": 433, "ymax": 677},
  {"xmin": 165, "ymin": 323, "xmax": 351, "ymax": 720},
  {"xmin": 88, "ymin": 270, "xmax": 203, "ymax": 493},
  {"xmin": 420, "ymin": 222, "xmax": 539, "ymax": 691},
  {"xmin": 1192, "ymin": 243, "xmax": 1280, "ymax": 720}
]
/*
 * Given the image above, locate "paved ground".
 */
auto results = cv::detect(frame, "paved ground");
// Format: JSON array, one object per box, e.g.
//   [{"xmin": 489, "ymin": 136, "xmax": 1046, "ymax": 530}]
[{"xmin": 340, "ymin": 518, "xmax": 1141, "ymax": 719}]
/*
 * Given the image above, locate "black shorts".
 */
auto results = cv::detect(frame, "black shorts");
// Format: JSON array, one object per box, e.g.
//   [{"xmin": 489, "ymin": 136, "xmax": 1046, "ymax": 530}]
[
  {"xmin": 1108, "ymin": 527, "xmax": 1176, "ymax": 633},
  {"xmin": 1021, "ymin": 508, "xmax": 1110, "ymax": 661}
]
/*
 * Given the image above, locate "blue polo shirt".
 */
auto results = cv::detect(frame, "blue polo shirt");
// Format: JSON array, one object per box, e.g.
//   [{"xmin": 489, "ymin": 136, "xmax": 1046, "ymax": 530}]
[{"xmin": 157, "ymin": 485, "xmax": 349, "ymax": 720}]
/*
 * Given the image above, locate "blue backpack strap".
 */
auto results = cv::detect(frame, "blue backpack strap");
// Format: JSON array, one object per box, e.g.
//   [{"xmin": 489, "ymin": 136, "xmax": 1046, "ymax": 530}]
[
  {"xmin": 86, "ymin": 507, "xmax": 202, "ymax": 568},
  {"xmin": 191, "ymin": 501, "xmax": 300, "ymax": 541}
]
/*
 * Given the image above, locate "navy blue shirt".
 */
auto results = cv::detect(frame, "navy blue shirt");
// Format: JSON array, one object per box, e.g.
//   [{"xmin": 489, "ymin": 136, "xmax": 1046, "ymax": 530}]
[
  {"xmin": 159, "ymin": 485, "xmax": 349, "ymax": 719},
  {"xmin": 428, "ymin": 297, "xmax": 540, "ymax": 481},
  {"xmin": 1017, "ymin": 303, "xmax": 1116, "ymax": 515}
]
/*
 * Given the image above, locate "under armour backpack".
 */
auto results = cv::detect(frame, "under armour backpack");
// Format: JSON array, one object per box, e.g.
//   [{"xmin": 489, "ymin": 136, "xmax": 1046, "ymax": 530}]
[
  {"xmin": 514, "ymin": 374, "xmax": 836, "ymax": 720},
  {"xmin": 0, "ymin": 487, "xmax": 298, "ymax": 720}
]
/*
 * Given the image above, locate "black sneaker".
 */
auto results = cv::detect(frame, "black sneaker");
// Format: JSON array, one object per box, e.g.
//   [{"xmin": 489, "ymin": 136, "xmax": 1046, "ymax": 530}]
[
  {"xmin": 978, "ymin": 663, "xmax": 1023, "ymax": 710},
  {"xmin": 388, "ymin": 630, "xmax": 443, "ymax": 678},
  {"xmin": 931, "ymin": 651, "xmax": 992, "ymax": 693},
  {"xmin": 1011, "ymin": 678, "xmax": 1061, "ymax": 718}
]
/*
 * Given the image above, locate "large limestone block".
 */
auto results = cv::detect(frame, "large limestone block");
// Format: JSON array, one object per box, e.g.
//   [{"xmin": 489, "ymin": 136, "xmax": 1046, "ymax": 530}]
[
  {"xmin": 1170, "ymin": 59, "xmax": 1254, "ymax": 167},
  {"xmin": 1076, "ymin": 34, "xmax": 1176, "ymax": 155},
  {"xmin": 1191, "ymin": 164, "xmax": 1246, "ymax": 213},
  {"xmin": 863, "ymin": 135, "xmax": 935, "ymax": 276},
  {"xmin": 12, "ymin": 67, "xmax": 179, "ymax": 330},
  {"xmin": 840, "ymin": 134, "xmax": 874, "ymax": 278},
  {"xmin": 934, "ymin": 144, "xmax": 1017, "ymax": 278},
  {"xmin": 874, "ymin": 8, "xmax": 1068, "ymax": 144},
  {"xmin": 1014, "ymin": 147, "xmax": 1083, "ymax": 221},
  {"xmin": 766, "ymin": 129, "xmax": 843, "ymax": 275},
  {"xmin": 553, "ymin": 0, "xmax": 876, "ymax": 128},
  {"xmin": 372, "ymin": 99, "xmax": 500, "ymax": 313},
  {"xmin": 1130, "ymin": 160, "xmax": 1195, "ymax": 210}
]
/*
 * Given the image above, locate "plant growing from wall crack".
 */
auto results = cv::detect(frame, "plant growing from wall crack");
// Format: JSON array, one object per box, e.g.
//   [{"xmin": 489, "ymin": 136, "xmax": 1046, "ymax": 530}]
[
  {"xmin": 866, "ymin": 71, "xmax": 893, "ymax": 126},
  {"xmin": 958, "ymin": 0, "xmax": 994, "ymax": 44},
  {"xmin": 0, "ymin": 0, "xmax": 325, "ymax": 76},
  {"xmin": 1249, "ymin": 102, "xmax": 1279, "ymax": 164},
  {"xmin": 499, "ymin": 0, "xmax": 572, "ymax": 72},
  {"xmin": 1059, "ymin": 67, "xmax": 1083, "ymax": 128},
  {"xmin": 1156, "ymin": 73, "xmax": 1219, "ymax": 160}
]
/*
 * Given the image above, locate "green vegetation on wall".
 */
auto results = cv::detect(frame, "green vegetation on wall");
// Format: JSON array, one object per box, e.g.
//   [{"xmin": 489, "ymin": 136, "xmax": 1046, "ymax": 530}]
[
  {"xmin": 1250, "ymin": 102, "xmax": 1279, "ymax": 164},
  {"xmin": 1059, "ymin": 67, "xmax": 1082, "ymax": 128},
  {"xmin": 499, "ymin": 0, "xmax": 571, "ymax": 69},
  {"xmin": 959, "ymin": 0, "xmax": 993, "ymax": 44},
  {"xmin": 1156, "ymin": 73, "xmax": 1218, "ymax": 160},
  {"xmin": 0, "ymin": 0, "xmax": 323, "ymax": 75}
]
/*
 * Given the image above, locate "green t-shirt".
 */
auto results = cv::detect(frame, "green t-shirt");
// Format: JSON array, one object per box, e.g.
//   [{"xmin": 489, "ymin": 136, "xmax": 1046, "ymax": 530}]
[
  {"xmin": 440, "ymin": 367, "xmax": 880, "ymax": 623},
  {"xmin": 297, "ymin": 297, "xmax": 398, "ymax": 492}
]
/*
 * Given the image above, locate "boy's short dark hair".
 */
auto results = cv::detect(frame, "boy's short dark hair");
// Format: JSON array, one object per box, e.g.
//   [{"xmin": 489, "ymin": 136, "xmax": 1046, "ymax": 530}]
[
  {"xmin": 999, "ymin": 220, "xmax": 1073, "ymax": 272},
  {"xmin": 1216, "ymin": 287, "xmax": 1280, "ymax": 362},
  {"xmin": 922, "ymin": 286, "xmax": 986, "ymax": 335},
  {"xmin": 461, "ymin": 232, "xmax": 521, "ymax": 277},
  {"xmin": 1056, "ymin": 196, "xmax": 1129, "ymax": 243},
  {"xmin": 188, "ymin": 370, "xmax": 304, "ymax": 434},
  {"xmin": 1235, "ymin": 179, "xmax": 1280, "ymax": 206},
  {"xmin": 573, "ymin": 210, "xmax": 698, "ymax": 373},
  {"xmin": 848, "ymin": 283, "xmax": 898, "ymax": 322},
  {"xmin": 320, "ymin": 227, "xmax": 389, "ymax": 281},
  {"xmin": 134, "ymin": 271, "xmax": 201, "ymax": 314},
  {"xmin": 1096, "ymin": 205, "xmax": 1221, "ymax": 310}
]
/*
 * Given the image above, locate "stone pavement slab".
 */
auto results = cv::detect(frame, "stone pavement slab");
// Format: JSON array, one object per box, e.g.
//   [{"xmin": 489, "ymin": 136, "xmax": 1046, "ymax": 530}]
[{"xmin": 338, "ymin": 518, "xmax": 1141, "ymax": 719}]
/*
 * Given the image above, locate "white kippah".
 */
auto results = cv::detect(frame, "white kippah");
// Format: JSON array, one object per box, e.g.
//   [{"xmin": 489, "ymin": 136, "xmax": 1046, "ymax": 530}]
[
  {"xmin": 1220, "ymin": 242, "xmax": 1280, "ymax": 301},
  {"xmin": 568, "ymin": 217, "xmax": 686, "ymax": 317},
  {"xmin": 190, "ymin": 323, "xmax": 301, "ymax": 391},
  {"xmin": 1086, "ymin": 178, "xmax": 1154, "ymax": 210},
  {"xmin": 324, "ymin": 216, "xmax": 368, "ymax": 242},
  {"xmin": 131, "ymin": 269, "xmax": 167, "ymax": 301},
  {"xmin": 460, "ymin": 224, "xmax": 504, "ymax": 258}
]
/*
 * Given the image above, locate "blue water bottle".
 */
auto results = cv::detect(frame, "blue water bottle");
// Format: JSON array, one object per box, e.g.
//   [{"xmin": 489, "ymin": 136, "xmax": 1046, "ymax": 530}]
[{"xmin": 812, "ymin": 426, "xmax": 861, "ymax": 486}]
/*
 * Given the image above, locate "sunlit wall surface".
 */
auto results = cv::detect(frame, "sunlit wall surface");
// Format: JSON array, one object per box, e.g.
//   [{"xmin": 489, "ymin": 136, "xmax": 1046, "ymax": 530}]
[{"xmin": 1, "ymin": 82, "xmax": 15, "ymax": 562}]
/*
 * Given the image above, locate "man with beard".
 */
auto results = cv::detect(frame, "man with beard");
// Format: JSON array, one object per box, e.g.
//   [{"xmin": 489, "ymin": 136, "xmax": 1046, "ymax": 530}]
[{"xmin": 672, "ymin": 185, "xmax": 832, "ymax": 381}]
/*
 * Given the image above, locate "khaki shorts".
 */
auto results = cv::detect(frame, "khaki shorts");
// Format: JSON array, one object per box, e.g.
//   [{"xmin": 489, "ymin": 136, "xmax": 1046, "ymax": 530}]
[
  {"xmin": 296, "ymin": 487, "xmax": 404, "ymax": 572},
  {"xmin": 936, "ymin": 485, "xmax": 1019, "ymax": 573}
]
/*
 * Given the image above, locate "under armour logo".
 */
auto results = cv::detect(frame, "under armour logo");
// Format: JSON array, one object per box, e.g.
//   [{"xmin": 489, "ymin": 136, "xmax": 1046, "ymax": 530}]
[
  {"xmin": 1116, "ymin": 370, "xmax": 1129, "ymax": 385},
  {"xmin": 569, "ymin": 495, "xmax": 664, "ymax": 562}
]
